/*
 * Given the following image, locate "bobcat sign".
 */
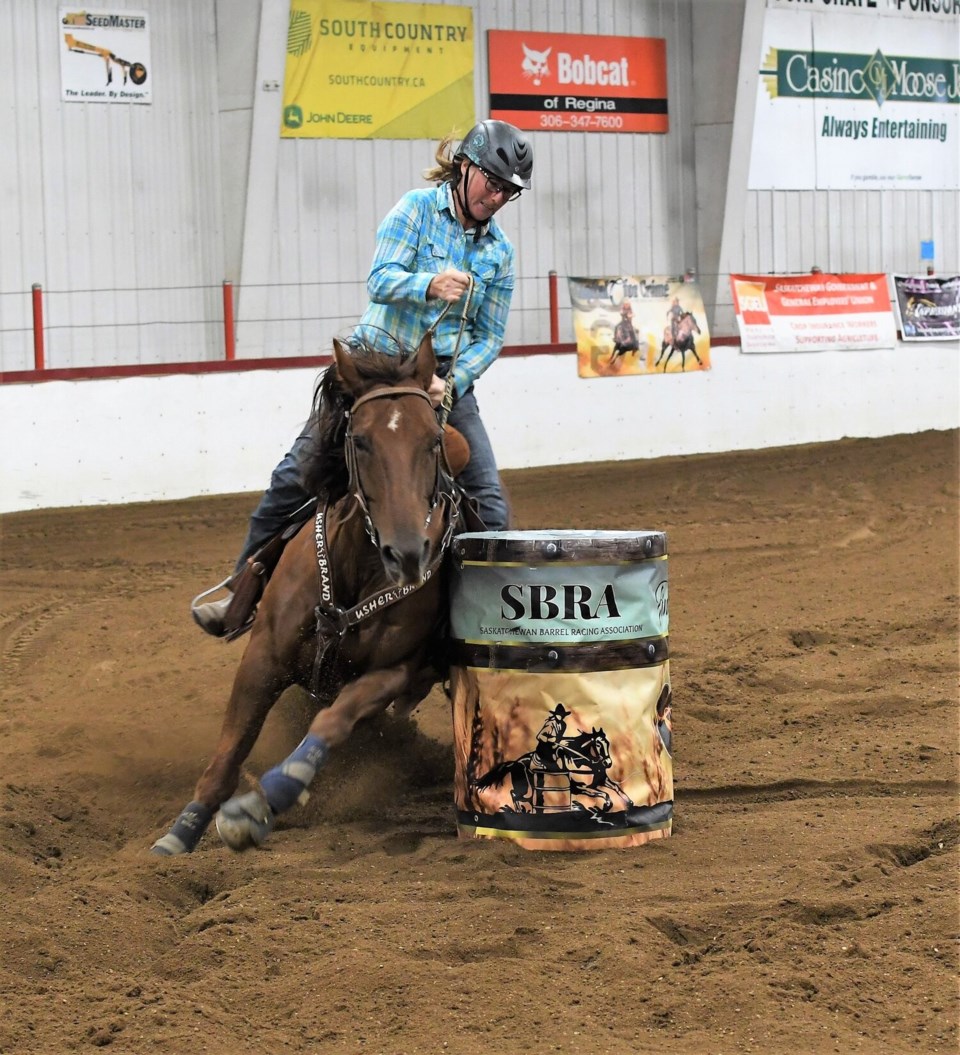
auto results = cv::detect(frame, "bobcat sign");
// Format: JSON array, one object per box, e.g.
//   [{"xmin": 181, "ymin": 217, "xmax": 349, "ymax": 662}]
[{"xmin": 488, "ymin": 29, "xmax": 668, "ymax": 133}]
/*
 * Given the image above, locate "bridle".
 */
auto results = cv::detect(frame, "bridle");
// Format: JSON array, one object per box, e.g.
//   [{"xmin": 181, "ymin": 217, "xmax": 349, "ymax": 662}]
[
  {"xmin": 309, "ymin": 383, "xmax": 460, "ymax": 694},
  {"xmin": 342, "ymin": 385, "xmax": 459, "ymax": 553}
]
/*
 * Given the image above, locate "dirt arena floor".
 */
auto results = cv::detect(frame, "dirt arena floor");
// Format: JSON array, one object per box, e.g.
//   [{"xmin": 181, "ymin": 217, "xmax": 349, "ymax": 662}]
[{"xmin": 1, "ymin": 429, "xmax": 957, "ymax": 1055}]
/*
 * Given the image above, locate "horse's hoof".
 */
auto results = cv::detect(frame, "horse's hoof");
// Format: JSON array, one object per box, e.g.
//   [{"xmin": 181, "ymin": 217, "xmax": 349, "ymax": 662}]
[
  {"xmin": 215, "ymin": 791, "xmax": 276, "ymax": 852},
  {"xmin": 150, "ymin": 833, "xmax": 189, "ymax": 855}
]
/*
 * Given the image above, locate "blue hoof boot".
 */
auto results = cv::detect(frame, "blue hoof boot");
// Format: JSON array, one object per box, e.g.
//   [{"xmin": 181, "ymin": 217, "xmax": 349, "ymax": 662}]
[
  {"xmin": 215, "ymin": 791, "xmax": 276, "ymax": 852},
  {"xmin": 151, "ymin": 801, "xmax": 214, "ymax": 855}
]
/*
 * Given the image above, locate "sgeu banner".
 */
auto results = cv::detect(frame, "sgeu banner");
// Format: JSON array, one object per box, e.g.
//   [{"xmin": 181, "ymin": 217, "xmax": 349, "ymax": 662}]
[
  {"xmin": 569, "ymin": 276, "xmax": 710, "ymax": 378},
  {"xmin": 488, "ymin": 29, "xmax": 668, "ymax": 134},
  {"xmin": 281, "ymin": 0, "xmax": 474, "ymax": 139},
  {"xmin": 892, "ymin": 275, "xmax": 960, "ymax": 342},
  {"xmin": 730, "ymin": 274, "xmax": 897, "ymax": 353}
]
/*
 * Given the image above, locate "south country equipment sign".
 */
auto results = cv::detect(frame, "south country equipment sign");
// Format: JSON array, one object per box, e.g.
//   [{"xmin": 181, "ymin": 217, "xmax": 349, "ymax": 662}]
[
  {"xmin": 488, "ymin": 29, "xmax": 668, "ymax": 134},
  {"xmin": 282, "ymin": 0, "xmax": 474, "ymax": 139}
]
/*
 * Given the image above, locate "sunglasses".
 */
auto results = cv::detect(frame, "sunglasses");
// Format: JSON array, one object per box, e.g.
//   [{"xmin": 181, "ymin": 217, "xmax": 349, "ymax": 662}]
[{"xmin": 476, "ymin": 166, "xmax": 522, "ymax": 202}]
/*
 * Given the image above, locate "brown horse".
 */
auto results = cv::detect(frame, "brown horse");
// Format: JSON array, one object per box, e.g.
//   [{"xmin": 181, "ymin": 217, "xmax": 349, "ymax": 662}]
[{"xmin": 152, "ymin": 337, "xmax": 461, "ymax": 855}]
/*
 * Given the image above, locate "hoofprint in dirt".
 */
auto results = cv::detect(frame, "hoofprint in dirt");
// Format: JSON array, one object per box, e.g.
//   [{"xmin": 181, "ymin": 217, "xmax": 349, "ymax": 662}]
[{"xmin": 0, "ymin": 430, "xmax": 956, "ymax": 1055}]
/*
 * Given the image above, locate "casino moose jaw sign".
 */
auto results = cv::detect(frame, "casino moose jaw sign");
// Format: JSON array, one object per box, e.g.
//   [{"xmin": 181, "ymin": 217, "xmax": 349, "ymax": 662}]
[{"xmin": 749, "ymin": 4, "xmax": 958, "ymax": 189}]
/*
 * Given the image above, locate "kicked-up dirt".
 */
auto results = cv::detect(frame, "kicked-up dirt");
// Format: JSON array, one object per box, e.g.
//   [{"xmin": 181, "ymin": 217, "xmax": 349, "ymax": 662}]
[{"xmin": 0, "ymin": 429, "xmax": 957, "ymax": 1054}]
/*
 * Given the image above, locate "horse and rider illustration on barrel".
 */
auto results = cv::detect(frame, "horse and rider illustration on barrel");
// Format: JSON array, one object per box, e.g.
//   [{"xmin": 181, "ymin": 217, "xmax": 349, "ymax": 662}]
[{"xmin": 449, "ymin": 530, "xmax": 673, "ymax": 852}]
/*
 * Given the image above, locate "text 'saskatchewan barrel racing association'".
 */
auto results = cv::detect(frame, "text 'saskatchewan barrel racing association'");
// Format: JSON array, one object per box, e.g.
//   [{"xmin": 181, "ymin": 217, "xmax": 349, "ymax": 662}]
[{"xmin": 449, "ymin": 530, "xmax": 673, "ymax": 851}]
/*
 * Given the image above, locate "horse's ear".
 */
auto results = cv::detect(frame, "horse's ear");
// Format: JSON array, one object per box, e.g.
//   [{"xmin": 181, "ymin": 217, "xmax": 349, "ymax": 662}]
[
  {"xmin": 414, "ymin": 331, "xmax": 437, "ymax": 390},
  {"xmin": 333, "ymin": 339, "xmax": 362, "ymax": 396}
]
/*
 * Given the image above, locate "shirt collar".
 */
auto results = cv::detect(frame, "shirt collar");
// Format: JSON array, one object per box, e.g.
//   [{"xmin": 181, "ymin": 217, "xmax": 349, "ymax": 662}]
[{"xmin": 438, "ymin": 181, "xmax": 491, "ymax": 240}]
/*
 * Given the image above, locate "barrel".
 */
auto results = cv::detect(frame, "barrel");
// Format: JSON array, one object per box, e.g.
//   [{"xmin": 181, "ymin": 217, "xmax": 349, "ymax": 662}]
[{"xmin": 449, "ymin": 530, "xmax": 673, "ymax": 851}]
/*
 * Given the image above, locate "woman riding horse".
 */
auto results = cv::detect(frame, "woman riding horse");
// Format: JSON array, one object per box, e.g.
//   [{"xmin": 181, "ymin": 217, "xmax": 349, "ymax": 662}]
[
  {"xmin": 192, "ymin": 120, "xmax": 533, "ymax": 638},
  {"xmin": 152, "ymin": 338, "xmax": 464, "ymax": 854}
]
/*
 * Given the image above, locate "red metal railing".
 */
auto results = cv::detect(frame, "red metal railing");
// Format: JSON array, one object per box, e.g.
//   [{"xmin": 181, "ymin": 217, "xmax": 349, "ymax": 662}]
[
  {"xmin": 17, "ymin": 274, "xmax": 569, "ymax": 378},
  {"xmin": 32, "ymin": 284, "xmax": 45, "ymax": 371}
]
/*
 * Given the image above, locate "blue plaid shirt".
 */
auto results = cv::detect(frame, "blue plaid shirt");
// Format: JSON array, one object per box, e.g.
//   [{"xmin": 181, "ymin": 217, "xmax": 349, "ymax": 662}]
[{"xmin": 355, "ymin": 182, "xmax": 516, "ymax": 398}]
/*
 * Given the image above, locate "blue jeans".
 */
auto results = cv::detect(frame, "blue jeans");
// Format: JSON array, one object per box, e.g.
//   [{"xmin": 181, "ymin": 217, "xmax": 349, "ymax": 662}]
[{"xmin": 234, "ymin": 383, "xmax": 506, "ymax": 573}]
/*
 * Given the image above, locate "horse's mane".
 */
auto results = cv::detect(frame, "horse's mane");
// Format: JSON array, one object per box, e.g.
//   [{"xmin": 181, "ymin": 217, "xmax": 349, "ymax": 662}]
[{"xmin": 300, "ymin": 342, "xmax": 423, "ymax": 502}]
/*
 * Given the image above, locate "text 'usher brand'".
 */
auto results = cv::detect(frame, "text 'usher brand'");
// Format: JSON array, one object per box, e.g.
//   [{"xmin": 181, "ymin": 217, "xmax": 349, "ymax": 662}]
[{"xmin": 499, "ymin": 583, "xmax": 622, "ymax": 621}]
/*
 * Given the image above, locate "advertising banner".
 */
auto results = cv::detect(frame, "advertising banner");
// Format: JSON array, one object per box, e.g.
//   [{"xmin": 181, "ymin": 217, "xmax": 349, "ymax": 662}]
[
  {"xmin": 749, "ymin": 7, "xmax": 959, "ymax": 189},
  {"xmin": 59, "ymin": 8, "xmax": 150, "ymax": 104},
  {"xmin": 569, "ymin": 276, "xmax": 710, "ymax": 378},
  {"xmin": 892, "ymin": 274, "xmax": 960, "ymax": 341},
  {"xmin": 281, "ymin": 0, "xmax": 474, "ymax": 139},
  {"xmin": 730, "ymin": 274, "xmax": 897, "ymax": 353},
  {"xmin": 488, "ymin": 29, "xmax": 668, "ymax": 134}
]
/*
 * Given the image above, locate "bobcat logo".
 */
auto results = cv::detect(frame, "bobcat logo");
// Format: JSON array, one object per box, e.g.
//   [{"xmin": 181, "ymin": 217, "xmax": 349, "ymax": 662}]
[{"xmin": 521, "ymin": 44, "xmax": 551, "ymax": 86}]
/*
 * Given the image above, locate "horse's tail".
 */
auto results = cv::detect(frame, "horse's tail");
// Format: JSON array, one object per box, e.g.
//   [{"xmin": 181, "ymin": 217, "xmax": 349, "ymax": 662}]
[{"xmin": 474, "ymin": 761, "xmax": 514, "ymax": 789}]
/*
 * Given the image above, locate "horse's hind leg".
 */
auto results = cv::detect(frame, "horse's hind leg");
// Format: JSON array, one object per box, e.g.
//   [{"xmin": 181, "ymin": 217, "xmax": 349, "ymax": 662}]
[
  {"xmin": 216, "ymin": 661, "xmax": 420, "ymax": 852},
  {"xmin": 151, "ymin": 644, "xmax": 289, "ymax": 855}
]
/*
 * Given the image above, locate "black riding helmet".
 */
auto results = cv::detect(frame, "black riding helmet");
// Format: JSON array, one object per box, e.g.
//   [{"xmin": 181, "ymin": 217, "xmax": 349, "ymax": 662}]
[{"xmin": 457, "ymin": 119, "xmax": 533, "ymax": 191}]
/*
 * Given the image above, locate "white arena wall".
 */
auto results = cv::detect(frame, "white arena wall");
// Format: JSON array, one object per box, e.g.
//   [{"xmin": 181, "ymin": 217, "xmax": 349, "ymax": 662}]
[{"xmin": 2, "ymin": 345, "xmax": 957, "ymax": 514}]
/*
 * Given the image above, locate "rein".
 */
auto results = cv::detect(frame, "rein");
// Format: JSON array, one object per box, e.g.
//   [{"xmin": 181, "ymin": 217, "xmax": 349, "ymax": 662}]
[{"xmin": 423, "ymin": 275, "xmax": 475, "ymax": 429}]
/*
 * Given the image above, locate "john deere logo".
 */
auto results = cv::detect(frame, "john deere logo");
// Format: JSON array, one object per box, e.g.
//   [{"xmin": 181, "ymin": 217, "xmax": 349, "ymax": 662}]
[{"xmin": 284, "ymin": 105, "xmax": 303, "ymax": 129}]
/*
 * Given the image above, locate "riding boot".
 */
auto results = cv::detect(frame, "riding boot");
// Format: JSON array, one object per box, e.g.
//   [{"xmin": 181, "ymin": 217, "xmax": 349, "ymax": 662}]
[{"xmin": 192, "ymin": 593, "xmax": 233, "ymax": 637}]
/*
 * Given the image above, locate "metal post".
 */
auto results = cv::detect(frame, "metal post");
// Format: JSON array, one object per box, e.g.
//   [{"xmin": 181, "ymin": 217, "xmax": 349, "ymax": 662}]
[
  {"xmin": 31, "ymin": 283, "xmax": 45, "ymax": 371},
  {"xmin": 548, "ymin": 270, "xmax": 559, "ymax": 345},
  {"xmin": 223, "ymin": 280, "xmax": 236, "ymax": 360}
]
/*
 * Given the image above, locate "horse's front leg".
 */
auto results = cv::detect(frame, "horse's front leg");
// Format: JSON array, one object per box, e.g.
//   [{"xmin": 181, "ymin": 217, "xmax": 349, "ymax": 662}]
[
  {"xmin": 151, "ymin": 635, "xmax": 296, "ymax": 855},
  {"xmin": 215, "ymin": 660, "xmax": 419, "ymax": 852}
]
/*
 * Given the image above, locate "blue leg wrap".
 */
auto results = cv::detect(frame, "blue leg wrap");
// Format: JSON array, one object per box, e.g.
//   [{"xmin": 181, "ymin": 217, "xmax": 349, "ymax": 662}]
[
  {"xmin": 259, "ymin": 734, "xmax": 329, "ymax": 815},
  {"xmin": 151, "ymin": 800, "xmax": 214, "ymax": 855}
]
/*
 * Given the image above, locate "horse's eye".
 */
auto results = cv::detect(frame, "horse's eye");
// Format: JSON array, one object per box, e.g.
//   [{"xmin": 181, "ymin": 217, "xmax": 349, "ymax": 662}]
[{"xmin": 353, "ymin": 434, "xmax": 372, "ymax": 454}]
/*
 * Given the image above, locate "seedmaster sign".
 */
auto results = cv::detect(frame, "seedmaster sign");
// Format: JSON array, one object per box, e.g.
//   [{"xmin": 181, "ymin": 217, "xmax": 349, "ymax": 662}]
[
  {"xmin": 59, "ymin": 8, "xmax": 151, "ymax": 104},
  {"xmin": 282, "ymin": 0, "xmax": 474, "ymax": 139}
]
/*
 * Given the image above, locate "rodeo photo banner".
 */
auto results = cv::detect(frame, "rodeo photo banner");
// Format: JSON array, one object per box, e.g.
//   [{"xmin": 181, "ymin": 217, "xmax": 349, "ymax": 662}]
[
  {"xmin": 487, "ymin": 29, "xmax": 668, "ymax": 133},
  {"xmin": 749, "ymin": 2, "xmax": 959, "ymax": 189},
  {"xmin": 569, "ymin": 276, "xmax": 711, "ymax": 378},
  {"xmin": 281, "ymin": 0, "xmax": 474, "ymax": 138},
  {"xmin": 730, "ymin": 273, "xmax": 897, "ymax": 353},
  {"xmin": 59, "ymin": 8, "xmax": 151, "ymax": 103},
  {"xmin": 892, "ymin": 274, "xmax": 960, "ymax": 341}
]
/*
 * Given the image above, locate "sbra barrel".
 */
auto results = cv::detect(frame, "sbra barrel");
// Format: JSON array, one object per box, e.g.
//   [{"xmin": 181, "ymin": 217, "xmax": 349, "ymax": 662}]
[{"xmin": 449, "ymin": 529, "xmax": 674, "ymax": 852}]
